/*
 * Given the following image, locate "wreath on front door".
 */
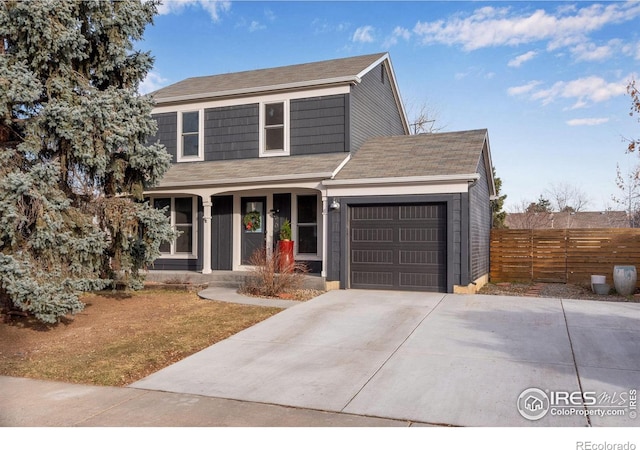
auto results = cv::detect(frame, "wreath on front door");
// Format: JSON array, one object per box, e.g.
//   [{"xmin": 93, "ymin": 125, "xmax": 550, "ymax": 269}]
[{"xmin": 243, "ymin": 210, "xmax": 261, "ymax": 232}]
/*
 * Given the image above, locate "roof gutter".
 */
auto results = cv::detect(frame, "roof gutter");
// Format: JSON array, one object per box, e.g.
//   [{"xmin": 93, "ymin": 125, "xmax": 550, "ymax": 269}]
[
  {"xmin": 153, "ymin": 76, "xmax": 361, "ymax": 105},
  {"xmin": 148, "ymin": 171, "xmax": 336, "ymax": 190},
  {"xmin": 323, "ymin": 173, "xmax": 480, "ymax": 187}
]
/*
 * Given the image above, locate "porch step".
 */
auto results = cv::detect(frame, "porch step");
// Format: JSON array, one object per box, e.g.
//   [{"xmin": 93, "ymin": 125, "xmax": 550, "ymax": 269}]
[{"xmin": 143, "ymin": 270, "xmax": 326, "ymax": 290}]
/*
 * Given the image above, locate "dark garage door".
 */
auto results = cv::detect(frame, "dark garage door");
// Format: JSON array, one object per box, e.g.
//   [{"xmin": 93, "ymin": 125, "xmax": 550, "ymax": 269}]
[{"xmin": 349, "ymin": 203, "xmax": 447, "ymax": 292}]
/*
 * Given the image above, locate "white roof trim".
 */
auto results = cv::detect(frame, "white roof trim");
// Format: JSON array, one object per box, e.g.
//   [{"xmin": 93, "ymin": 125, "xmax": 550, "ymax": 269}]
[
  {"xmin": 324, "ymin": 173, "xmax": 481, "ymax": 187},
  {"xmin": 154, "ymin": 76, "xmax": 361, "ymax": 105},
  {"xmin": 331, "ymin": 154, "xmax": 352, "ymax": 178},
  {"xmin": 151, "ymin": 172, "xmax": 336, "ymax": 189}
]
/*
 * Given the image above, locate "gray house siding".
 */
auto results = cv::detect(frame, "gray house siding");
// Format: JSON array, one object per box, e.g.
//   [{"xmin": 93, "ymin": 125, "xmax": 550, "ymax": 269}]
[
  {"xmin": 151, "ymin": 112, "xmax": 178, "ymax": 162},
  {"xmin": 469, "ymin": 149, "xmax": 491, "ymax": 281},
  {"xmin": 327, "ymin": 194, "xmax": 462, "ymax": 293},
  {"xmin": 204, "ymin": 104, "xmax": 259, "ymax": 161},
  {"xmin": 349, "ymin": 62, "xmax": 406, "ymax": 153},
  {"xmin": 290, "ymin": 95, "xmax": 347, "ymax": 155}
]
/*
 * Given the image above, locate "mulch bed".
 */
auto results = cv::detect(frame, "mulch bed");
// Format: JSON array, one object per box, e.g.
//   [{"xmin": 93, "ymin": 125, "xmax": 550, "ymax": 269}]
[{"xmin": 479, "ymin": 282, "xmax": 640, "ymax": 303}]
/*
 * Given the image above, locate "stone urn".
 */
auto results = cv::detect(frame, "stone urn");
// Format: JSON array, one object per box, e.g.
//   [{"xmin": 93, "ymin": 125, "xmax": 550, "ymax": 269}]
[{"xmin": 613, "ymin": 265, "xmax": 637, "ymax": 296}]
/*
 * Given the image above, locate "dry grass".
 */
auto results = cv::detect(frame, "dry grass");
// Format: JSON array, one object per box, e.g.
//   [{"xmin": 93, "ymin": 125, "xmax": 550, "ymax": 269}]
[{"xmin": 0, "ymin": 290, "xmax": 281, "ymax": 386}]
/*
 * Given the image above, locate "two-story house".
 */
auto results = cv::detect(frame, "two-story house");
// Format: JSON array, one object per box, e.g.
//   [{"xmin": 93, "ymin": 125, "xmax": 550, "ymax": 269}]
[{"xmin": 146, "ymin": 53, "xmax": 496, "ymax": 293}]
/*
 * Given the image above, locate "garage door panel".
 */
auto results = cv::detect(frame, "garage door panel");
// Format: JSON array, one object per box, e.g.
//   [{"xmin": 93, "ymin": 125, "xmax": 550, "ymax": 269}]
[
  {"xmin": 350, "ymin": 203, "xmax": 447, "ymax": 292},
  {"xmin": 399, "ymin": 227, "xmax": 445, "ymax": 243},
  {"xmin": 399, "ymin": 249, "xmax": 444, "ymax": 265},
  {"xmin": 351, "ymin": 228, "xmax": 393, "ymax": 242},
  {"xmin": 351, "ymin": 249, "xmax": 394, "ymax": 264},
  {"xmin": 351, "ymin": 271, "xmax": 394, "ymax": 288},
  {"xmin": 399, "ymin": 272, "xmax": 446, "ymax": 291},
  {"xmin": 351, "ymin": 206, "xmax": 394, "ymax": 221}
]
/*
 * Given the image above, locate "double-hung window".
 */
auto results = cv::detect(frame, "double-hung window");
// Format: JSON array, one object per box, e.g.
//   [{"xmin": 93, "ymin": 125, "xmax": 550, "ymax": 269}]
[
  {"xmin": 260, "ymin": 101, "xmax": 289, "ymax": 156},
  {"xmin": 178, "ymin": 110, "xmax": 203, "ymax": 161},
  {"xmin": 153, "ymin": 197, "xmax": 197, "ymax": 258},
  {"xmin": 296, "ymin": 195, "xmax": 318, "ymax": 255}
]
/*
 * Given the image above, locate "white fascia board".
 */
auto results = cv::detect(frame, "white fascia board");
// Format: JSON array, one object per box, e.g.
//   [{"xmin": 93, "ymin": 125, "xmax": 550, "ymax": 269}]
[
  {"xmin": 331, "ymin": 154, "xmax": 352, "ymax": 178},
  {"xmin": 356, "ymin": 53, "xmax": 390, "ymax": 79},
  {"xmin": 323, "ymin": 173, "xmax": 481, "ymax": 187},
  {"xmin": 151, "ymin": 85, "xmax": 351, "ymax": 115},
  {"xmin": 153, "ymin": 77, "xmax": 360, "ymax": 106},
  {"xmin": 482, "ymin": 133, "xmax": 498, "ymax": 197},
  {"xmin": 149, "ymin": 172, "xmax": 335, "ymax": 190}
]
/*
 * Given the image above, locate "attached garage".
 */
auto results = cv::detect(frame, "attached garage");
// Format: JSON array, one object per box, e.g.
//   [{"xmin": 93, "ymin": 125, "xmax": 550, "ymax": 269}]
[
  {"xmin": 349, "ymin": 203, "xmax": 447, "ymax": 292},
  {"xmin": 324, "ymin": 129, "xmax": 496, "ymax": 294}
]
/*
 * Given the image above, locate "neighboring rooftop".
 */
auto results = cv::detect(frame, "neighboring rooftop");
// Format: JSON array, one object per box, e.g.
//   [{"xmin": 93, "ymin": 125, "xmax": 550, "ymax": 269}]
[
  {"xmin": 505, "ymin": 211, "xmax": 630, "ymax": 229},
  {"xmin": 333, "ymin": 129, "xmax": 489, "ymax": 180},
  {"xmin": 151, "ymin": 53, "xmax": 387, "ymax": 103}
]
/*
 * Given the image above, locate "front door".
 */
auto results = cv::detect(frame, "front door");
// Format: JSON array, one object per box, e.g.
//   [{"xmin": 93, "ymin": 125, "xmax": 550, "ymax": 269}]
[{"xmin": 241, "ymin": 197, "xmax": 266, "ymax": 264}]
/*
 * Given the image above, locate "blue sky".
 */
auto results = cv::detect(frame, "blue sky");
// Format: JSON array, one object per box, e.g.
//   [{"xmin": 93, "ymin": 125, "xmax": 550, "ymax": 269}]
[{"xmin": 138, "ymin": 0, "xmax": 640, "ymax": 211}]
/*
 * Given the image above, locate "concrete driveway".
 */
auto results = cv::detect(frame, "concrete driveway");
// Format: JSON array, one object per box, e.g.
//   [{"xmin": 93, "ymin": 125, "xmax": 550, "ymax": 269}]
[{"xmin": 131, "ymin": 290, "xmax": 640, "ymax": 426}]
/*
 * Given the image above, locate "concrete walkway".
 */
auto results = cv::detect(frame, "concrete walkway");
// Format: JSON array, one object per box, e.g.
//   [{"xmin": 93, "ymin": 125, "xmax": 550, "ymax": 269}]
[
  {"xmin": 198, "ymin": 286, "xmax": 300, "ymax": 309},
  {"xmin": 132, "ymin": 290, "xmax": 640, "ymax": 427},
  {"xmin": 4, "ymin": 290, "xmax": 640, "ymax": 427}
]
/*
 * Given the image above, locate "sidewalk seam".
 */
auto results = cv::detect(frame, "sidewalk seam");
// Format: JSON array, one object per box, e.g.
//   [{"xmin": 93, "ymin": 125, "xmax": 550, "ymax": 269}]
[
  {"xmin": 560, "ymin": 298, "xmax": 591, "ymax": 427},
  {"xmin": 71, "ymin": 389, "xmax": 150, "ymax": 426}
]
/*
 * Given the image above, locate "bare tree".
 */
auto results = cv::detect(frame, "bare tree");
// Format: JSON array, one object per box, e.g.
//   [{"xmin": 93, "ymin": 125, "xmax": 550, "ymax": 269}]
[
  {"xmin": 612, "ymin": 163, "xmax": 640, "ymax": 227},
  {"xmin": 404, "ymin": 100, "xmax": 446, "ymax": 134},
  {"xmin": 544, "ymin": 182, "xmax": 591, "ymax": 212},
  {"xmin": 507, "ymin": 199, "xmax": 553, "ymax": 229}
]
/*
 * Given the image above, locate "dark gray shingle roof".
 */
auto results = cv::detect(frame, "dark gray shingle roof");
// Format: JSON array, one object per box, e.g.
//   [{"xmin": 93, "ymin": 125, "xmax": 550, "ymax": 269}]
[
  {"xmin": 334, "ymin": 129, "xmax": 489, "ymax": 180},
  {"xmin": 152, "ymin": 53, "xmax": 387, "ymax": 102},
  {"xmin": 154, "ymin": 153, "xmax": 349, "ymax": 188}
]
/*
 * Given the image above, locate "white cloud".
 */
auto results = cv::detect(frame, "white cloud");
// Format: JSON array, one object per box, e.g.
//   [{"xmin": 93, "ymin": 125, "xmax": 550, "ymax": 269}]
[
  {"xmin": 264, "ymin": 8, "xmax": 276, "ymax": 22},
  {"xmin": 139, "ymin": 71, "xmax": 168, "ymax": 95},
  {"xmin": 353, "ymin": 25, "xmax": 375, "ymax": 43},
  {"xmin": 507, "ymin": 80, "xmax": 542, "ymax": 96},
  {"xmin": 571, "ymin": 40, "xmax": 621, "ymax": 62},
  {"xmin": 508, "ymin": 51, "xmax": 538, "ymax": 68},
  {"xmin": 383, "ymin": 26, "xmax": 411, "ymax": 48},
  {"xmin": 249, "ymin": 20, "xmax": 265, "ymax": 32},
  {"xmin": 156, "ymin": 0, "xmax": 231, "ymax": 22},
  {"xmin": 311, "ymin": 19, "xmax": 350, "ymax": 35},
  {"xmin": 514, "ymin": 75, "xmax": 628, "ymax": 108},
  {"xmin": 383, "ymin": 27, "xmax": 411, "ymax": 48},
  {"xmin": 566, "ymin": 117, "xmax": 610, "ymax": 126},
  {"xmin": 412, "ymin": 2, "xmax": 640, "ymax": 55}
]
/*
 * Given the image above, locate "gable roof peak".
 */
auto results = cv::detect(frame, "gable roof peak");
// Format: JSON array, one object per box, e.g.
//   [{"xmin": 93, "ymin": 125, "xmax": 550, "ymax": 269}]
[{"xmin": 152, "ymin": 53, "xmax": 390, "ymax": 104}]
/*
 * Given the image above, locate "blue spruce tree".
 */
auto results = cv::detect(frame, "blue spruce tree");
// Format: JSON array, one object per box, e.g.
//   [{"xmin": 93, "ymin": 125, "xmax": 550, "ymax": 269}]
[{"xmin": 0, "ymin": 0, "xmax": 174, "ymax": 323}]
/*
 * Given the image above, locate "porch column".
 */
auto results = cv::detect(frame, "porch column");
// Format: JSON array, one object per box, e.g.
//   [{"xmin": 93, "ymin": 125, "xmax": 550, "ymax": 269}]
[
  {"xmin": 321, "ymin": 196, "xmax": 328, "ymax": 278},
  {"xmin": 202, "ymin": 199, "xmax": 212, "ymax": 274}
]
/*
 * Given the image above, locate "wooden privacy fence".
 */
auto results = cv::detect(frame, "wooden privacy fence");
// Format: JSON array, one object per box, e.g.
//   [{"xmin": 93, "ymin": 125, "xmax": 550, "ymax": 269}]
[{"xmin": 490, "ymin": 228, "xmax": 640, "ymax": 286}]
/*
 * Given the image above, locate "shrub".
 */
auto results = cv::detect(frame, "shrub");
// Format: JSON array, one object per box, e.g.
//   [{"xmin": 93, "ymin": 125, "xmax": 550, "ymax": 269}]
[{"xmin": 241, "ymin": 248, "xmax": 309, "ymax": 298}]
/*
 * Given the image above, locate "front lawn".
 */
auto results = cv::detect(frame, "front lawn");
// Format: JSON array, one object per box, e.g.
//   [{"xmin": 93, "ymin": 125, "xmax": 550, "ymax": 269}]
[{"xmin": 0, "ymin": 290, "xmax": 281, "ymax": 386}]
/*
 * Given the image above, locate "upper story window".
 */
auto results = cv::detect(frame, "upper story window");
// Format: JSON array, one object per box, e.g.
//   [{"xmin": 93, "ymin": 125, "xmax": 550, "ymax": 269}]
[
  {"xmin": 177, "ymin": 110, "xmax": 204, "ymax": 162},
  {"xmin": 260, "ymin": 100, "xmax": 289, "ymax": 157}
]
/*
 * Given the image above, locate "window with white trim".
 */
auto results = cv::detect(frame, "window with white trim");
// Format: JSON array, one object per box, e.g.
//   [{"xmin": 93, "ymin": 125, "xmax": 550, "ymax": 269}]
[
  {"xmin": 260, "ymin": 100, "xmax": 289, "ymax": 156},
  {"xmin": 297, "ymin": 195, "xmax": 318, "ymax": 254},
  {"xmin": 177, "ymin": 110, "xmax": 203, "ymax": 161},
  {"xmin": 153, "ymin": 197, "xmax": 197, "ymax": 258}
]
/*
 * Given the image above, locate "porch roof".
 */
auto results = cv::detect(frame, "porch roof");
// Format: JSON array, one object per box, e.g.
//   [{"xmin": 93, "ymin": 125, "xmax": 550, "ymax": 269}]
[{"xmin": 151, "ymin": 153, "xmax": 349, "ymax": 189}]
